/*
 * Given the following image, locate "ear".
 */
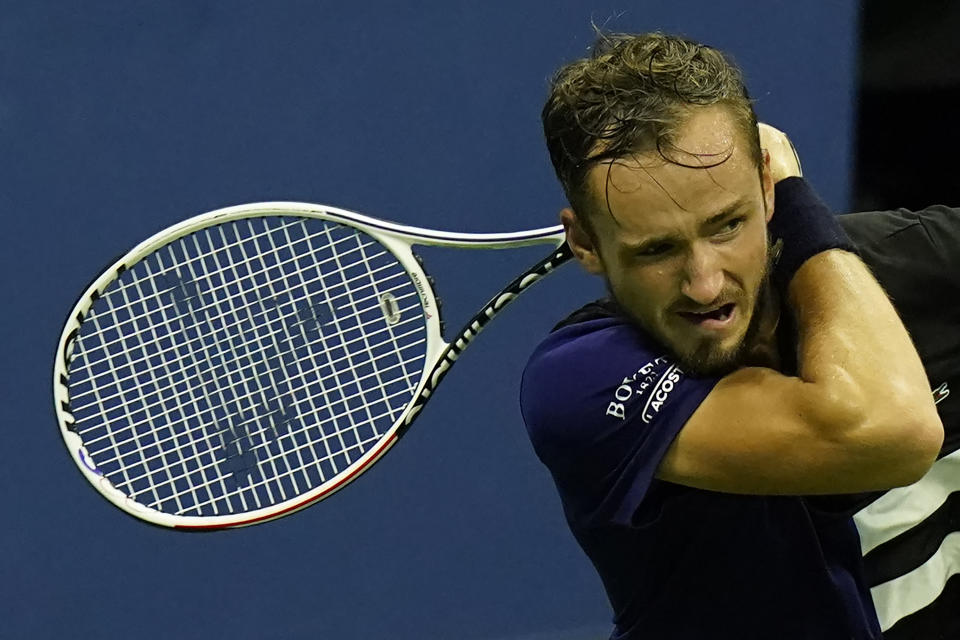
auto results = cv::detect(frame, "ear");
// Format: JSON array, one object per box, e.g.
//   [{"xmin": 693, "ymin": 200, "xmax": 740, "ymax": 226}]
[
  {"xmin": 560, "ymin": 207, "xmax": 605, "ymax": 275},
  {"xmin": 761, "ymin": 150, "xmax": 775, "ymax": 223}
]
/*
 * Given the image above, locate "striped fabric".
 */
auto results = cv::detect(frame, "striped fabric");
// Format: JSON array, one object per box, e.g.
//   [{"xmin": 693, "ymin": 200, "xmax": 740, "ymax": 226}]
[{"xmin": 856, "ymin": 409, "xmax": 959, "ymax": 637}]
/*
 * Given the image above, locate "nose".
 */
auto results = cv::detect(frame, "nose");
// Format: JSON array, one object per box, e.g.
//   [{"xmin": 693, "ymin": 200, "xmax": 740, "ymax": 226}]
[{"xmin": 680, "ymin": 243, "xmax": 724, "ymax": 305}]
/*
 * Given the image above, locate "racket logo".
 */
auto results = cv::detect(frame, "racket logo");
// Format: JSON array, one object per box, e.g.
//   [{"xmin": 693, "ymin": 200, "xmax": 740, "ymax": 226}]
[
  {"xmin": 163, "ymin": 275, "xmax": 204, "ymax": 317},
  {"xmin": 409, "ymin": 271, "xmax": 433, "ymax": 314},
  {"xmin": 292, "ymin": 298, "xmax": 333, "ymax": 339}
]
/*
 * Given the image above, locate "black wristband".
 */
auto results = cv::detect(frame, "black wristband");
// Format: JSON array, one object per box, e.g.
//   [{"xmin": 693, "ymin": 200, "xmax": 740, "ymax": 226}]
[{"xmin": 769, "ymin": 177, "xmax": 857, "ymax": 294}]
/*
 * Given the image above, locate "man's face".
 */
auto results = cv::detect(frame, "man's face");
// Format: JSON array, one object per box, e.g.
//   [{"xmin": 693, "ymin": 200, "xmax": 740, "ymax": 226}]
[{"xmin": 565, "ymin": 106, "xmax": 774, "ymax": 376}]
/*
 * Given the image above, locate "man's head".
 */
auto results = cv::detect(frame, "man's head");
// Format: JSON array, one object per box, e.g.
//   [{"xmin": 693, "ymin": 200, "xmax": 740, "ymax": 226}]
[{"xmin": 543, "ymin": 32, "xmax": 775, "ymax": 375}]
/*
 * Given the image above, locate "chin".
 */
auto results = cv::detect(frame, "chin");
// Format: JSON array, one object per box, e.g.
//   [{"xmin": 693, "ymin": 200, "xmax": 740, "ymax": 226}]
[
  {"xmin": 674, "ymin": 347, "xmax": 744, "ymax": 377},
  {"xmin": 612, "ymin": 292, "xmax": 761, "ymax": 377},
  {"xmin": 669, "ymin": 329, "xmax": 751, "ymax": 377}
]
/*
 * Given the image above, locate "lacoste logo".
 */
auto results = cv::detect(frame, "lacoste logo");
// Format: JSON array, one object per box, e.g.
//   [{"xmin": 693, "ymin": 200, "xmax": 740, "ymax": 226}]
[
  {"xmin": 933, "ymin": 382, "xmax": 950, "ymax": 405},
  {"xmin": 641, "ymin": 364, "xmax": 683, "ymax": 424}
]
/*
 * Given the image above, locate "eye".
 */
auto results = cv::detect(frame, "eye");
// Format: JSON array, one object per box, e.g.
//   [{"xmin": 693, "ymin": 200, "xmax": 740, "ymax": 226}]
[
  {"xmin": 718, "ymin": 216, "xmax": 746, "ymax": 236},
  {"xmin": 638, "ymin": 242, "xmax": 674, "ymax": 257}
]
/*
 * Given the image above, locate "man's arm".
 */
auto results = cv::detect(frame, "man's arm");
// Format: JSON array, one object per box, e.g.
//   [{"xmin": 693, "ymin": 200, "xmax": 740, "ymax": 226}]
[
  {"xmin": 656, "ymin": 129, "xmax": 943, "ymax": 495},
  {"xmin": 658, "ymin": 250, "xmax": 943, "ymax": 495}
]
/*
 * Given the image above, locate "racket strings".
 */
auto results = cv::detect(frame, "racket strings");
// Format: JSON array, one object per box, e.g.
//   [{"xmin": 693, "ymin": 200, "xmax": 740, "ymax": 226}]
[
  {"xmin": 72, "ymin": 251, "xmax": 408, "ymax": 397},
  {"xmin": 67, "ymin": 215, "xmax": 428, "ymax": 516},
  {"xmin": 91, "ymin": 216, "xmax": 350, "ymax": 316},
  {"xmin": 85, "ymin": 292, "xmax": 174, "ymax": 509},
  {"xmin": 312, "ymin": 225, "xmax": 398, "ymax": 470},
  {"xmin": 78, "ymin": 306, "xmax": 425, "ymax": 451},
  {"xmin": 70, "ymin": 266, "xmax": 416, "ymax": 419},
  {"xmin": 105, "ymin": 357, "xmax": 424, "ymax": 491},
  {"xmin": 74, "ymin": 222, "xmax": 394, "ymax": 512},
  {"xmin": 88, "ymin": 333, "xmax": 428, "ymax": 511},
  {"xmin": 89, "ymin": 233, "xmax": 260, "ymax": 515},
  {"xmin": 146, "ymin": 362, "xmax": 423, "ymax": 512},
  {"xmin": 73, "ymin": 233, "xmax": 393, "ymax": 372},
  {"xmin": 70, "ymin": 284, "xmax": 422, "ymax": 415},
  {"xmin": 121, "ymin": 252, "xmax": 220, "ymax": 513},
  {"xmin": 175, "ymin": 224, "xmax": 282, "ymax": 512}
]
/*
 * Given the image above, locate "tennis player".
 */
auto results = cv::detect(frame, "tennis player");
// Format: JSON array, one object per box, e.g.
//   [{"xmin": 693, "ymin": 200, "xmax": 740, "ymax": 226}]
[{"xmin": 521, "ymin": 32, "xmax": 945, "ymax": 639}]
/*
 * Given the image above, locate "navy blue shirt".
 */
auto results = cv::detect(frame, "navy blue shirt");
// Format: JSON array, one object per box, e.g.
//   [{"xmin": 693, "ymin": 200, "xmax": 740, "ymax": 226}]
[{"xmin": 520, "ymin": 305, "xmax": 882, "ymax": 639}]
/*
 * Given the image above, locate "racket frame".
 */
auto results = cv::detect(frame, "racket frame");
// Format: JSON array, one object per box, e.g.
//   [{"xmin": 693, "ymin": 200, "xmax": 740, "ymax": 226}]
[{"xmin": 54, "ymin": 202, "xmax": 568, "ymax": 529}]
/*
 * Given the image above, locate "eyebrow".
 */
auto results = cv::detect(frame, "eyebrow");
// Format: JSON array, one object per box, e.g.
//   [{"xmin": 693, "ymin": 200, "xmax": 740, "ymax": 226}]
[{"xmin": 619, "ymin": 197, "xmax": 751, "ymax": 253}]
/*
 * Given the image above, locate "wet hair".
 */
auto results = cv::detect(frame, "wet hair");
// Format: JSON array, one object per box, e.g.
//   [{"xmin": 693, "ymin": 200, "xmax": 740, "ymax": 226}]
[{"xmin": 542, "ymin": 31, "xmax": 762, "ymax": 221}]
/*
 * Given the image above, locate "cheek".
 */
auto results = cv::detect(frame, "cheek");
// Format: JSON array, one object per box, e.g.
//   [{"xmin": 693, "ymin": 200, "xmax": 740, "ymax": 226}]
[
  {"xmin": 731, "ymin": 224, "xmax": 769, "ymax": 281},
  {"xmin": 610, "ymin": 265, "xmax": 677, "ymax": 320}
]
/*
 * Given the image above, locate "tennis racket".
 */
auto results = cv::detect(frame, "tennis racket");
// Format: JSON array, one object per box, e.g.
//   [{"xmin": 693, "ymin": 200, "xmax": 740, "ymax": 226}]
[{"xmin": 53, "ymin": 202, "xmax": 571, "ymax": 530}]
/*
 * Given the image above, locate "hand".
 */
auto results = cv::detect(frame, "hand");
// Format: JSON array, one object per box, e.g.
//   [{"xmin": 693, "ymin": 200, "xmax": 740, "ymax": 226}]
[{"xmin": 759, "ymin": 122, "xmax": 803, "ymax": 182}]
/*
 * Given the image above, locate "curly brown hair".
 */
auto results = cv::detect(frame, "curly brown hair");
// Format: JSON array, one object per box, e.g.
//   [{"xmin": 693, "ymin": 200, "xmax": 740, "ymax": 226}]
[{"xmin": 542, "ymin": 31, "xmax": 762, "ymax": 219}]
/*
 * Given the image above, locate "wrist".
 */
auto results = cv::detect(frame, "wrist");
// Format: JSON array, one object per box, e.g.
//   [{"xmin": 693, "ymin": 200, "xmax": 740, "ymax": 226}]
[{"xmin": 768, "ymin": 179, "xmax": 857, "ymax": 295}]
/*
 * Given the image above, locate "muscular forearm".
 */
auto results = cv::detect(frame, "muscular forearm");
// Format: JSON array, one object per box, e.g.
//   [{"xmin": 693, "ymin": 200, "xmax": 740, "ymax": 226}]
[{"xmin": 788, "ymin": 250, "xmax": 943, "ymax": 482}]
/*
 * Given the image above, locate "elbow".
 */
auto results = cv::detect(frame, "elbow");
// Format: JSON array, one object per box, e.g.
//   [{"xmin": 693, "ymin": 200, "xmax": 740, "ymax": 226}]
[
  {"xmin": 820, "ymin": 389, "xmax": 944, "ymax": 489},
  {"xmin": 892, "ymin": 411, "xmax": 944, "ymax": 485},
  {"xmin": 863, "ymin": 402, "xmax": 944, "ymax": 487}
]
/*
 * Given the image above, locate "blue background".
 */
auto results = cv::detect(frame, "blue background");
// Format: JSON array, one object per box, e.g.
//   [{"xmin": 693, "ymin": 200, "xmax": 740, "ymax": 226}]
[{"xmin": 1, "ymin": 2, "xmax": 857, "ymax": 638}]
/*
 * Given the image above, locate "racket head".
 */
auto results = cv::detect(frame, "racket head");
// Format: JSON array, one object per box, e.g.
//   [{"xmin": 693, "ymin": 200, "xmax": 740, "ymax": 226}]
[{"xmin": 54, "ymin": 202, "xmax": 445, "ymax": 529}]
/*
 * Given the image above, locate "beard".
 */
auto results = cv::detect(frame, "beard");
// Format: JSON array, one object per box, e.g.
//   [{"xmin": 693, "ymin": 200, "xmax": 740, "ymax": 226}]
[
  {"xmin": 670, "ymin": 278, "xmax": 773, "ymax": 377},
  {"xmin": 605, "ymin": 251, "xmax": 778, "ymax": 378}
]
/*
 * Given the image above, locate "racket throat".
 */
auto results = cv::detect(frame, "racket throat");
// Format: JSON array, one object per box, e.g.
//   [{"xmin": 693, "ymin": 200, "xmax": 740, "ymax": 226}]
[
  {"xmin": 399, "ymin": 245, "xmax": 572, "ymax": 438},
  {"xmin": 398, "ymin": 307, "xmax": 496, "ymax": 437}
]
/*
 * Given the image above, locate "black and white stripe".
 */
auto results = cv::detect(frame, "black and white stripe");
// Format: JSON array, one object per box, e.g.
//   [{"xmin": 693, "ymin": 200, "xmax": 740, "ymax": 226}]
[{"xmin": 856, "ymin": 432, "xmax": 959, "ymax": 635}]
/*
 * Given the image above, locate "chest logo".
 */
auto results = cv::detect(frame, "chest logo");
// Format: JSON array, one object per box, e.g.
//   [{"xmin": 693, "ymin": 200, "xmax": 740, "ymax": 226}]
[{"xmin": 605, "ymin": 357, "xmax": 683, "ymax": 423}]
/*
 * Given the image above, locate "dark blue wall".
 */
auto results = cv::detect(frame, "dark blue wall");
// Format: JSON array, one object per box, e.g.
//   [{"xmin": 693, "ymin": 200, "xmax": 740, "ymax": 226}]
[{"xmin": 1, "ymin": 2, "xmax": 857, "ymax": 638}]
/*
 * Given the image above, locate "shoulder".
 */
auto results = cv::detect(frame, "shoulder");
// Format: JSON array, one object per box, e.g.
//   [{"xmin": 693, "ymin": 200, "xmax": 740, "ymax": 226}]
[
  {"xmin": 839, "ymin": 205, "xmax": 960, "ymax": 253},
  {"xmin": 521, "ymin": 306, "xmax": 658, "ymax": 444},
  {"xmin": 838, "ymin": 206, "xmax": 960, "ymax": 321},
  {"xmin": 838, "ymin": 206, "xmax": 960, "ymax": 356},
  {"xmin": 520, "ymin": 302, "xmax": 720, "ymax": 527},
  {"xmin": 520, "ymin": 302, "xmax": 716, "ymax": 473}
]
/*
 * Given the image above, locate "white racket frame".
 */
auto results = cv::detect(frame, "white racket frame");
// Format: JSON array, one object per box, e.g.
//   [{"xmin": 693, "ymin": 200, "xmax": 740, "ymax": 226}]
[{"xmin": 54, "ymin": 202, "xmax": 569, "ymax": 530}]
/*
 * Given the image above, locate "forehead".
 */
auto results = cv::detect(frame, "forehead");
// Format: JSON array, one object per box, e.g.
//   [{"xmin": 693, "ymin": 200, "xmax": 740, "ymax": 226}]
[{"xmin": 583, "ymin": 106, "xmax": 759, "ymax": 237}]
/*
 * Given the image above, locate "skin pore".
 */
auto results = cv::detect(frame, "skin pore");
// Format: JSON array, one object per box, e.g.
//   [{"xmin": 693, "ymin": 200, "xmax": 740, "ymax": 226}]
[{"xmin": 562, "ymin": 106, "xmax": 782, "ymax": 376}]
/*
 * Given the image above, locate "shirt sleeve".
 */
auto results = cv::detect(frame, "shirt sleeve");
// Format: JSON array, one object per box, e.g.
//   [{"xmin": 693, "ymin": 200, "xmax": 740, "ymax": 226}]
[{"xmin": 521, "ymin": 318, "xmax": 719, "ymax": 529}]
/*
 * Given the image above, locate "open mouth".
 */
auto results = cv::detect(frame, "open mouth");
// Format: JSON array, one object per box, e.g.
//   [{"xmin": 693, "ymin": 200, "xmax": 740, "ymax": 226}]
[{"xmin": 678, "ymin": 302, "xmax": 736, "ymax": 327}]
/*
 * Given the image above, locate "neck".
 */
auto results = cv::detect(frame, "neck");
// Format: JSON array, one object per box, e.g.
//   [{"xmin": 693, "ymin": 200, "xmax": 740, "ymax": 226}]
[{"xmin": 740, "ymin": 282, "xmax": 783, "ymax": 370}]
